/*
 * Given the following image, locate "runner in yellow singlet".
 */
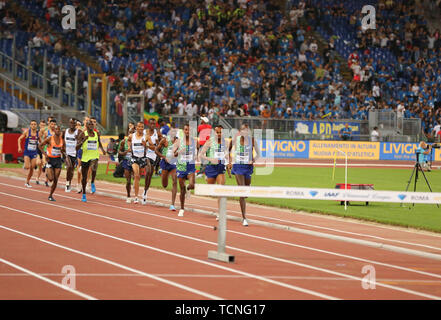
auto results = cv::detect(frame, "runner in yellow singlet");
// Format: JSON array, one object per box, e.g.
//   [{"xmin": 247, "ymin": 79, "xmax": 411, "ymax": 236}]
[{"xmin": 76, "ymin": 120, "xmax": 106, "ymax": 202}]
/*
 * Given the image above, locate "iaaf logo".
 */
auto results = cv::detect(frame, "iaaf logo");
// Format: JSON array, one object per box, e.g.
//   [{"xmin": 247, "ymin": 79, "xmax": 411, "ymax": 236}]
[{"xmin": 324, "ymin": 192, "xmax": 339, "ymax": 198}]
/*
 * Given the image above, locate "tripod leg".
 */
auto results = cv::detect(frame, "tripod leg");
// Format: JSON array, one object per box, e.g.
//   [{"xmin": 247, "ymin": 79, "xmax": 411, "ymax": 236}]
[
  {"xmin": 405, "ymin": 165, "xmax": 416, "ymax": 192},
  {"xmin": 412, "ymin": 165, "xmax": 419, "ymax": 207},
  {"xmin": 419, "ymin": 167, "xmax": 440, "ymax": 208},
  {"xmin": 403, "ymin": 165, "xmax": 417, "ymax": 208}
]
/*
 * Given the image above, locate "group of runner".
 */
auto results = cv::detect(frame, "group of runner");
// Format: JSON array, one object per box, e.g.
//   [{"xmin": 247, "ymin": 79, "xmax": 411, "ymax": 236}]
[
  {"xmin": 18, "ymin": 115, "xmax": 106, "ymax": 202},
  {"xmin": 19, "ymin": 116, "xmax": 260, "ymax": 227}
]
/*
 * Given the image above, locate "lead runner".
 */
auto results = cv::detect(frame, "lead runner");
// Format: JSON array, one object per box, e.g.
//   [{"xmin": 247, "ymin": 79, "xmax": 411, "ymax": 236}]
[
  {"xmin": 228, "ymin": 123, "xmax": 260, "ymax": 226},
  {"xmin": 198, "ymin": 124, "xmax": 229, "ymax": 220}
]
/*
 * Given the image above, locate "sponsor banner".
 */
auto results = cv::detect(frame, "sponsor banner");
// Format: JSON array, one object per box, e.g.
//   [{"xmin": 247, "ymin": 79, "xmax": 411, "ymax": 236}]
[
  {"xmin": 309, "ymin": 141, "xmax": 380, "ymax": 160},
  {"xmin": 195, "ymin": 184, "xmax": 441, "ymax": 204},
  {"xmin": 259, "ymin": 140, "xmax": 309, "ymax": 159},
  {"xmin": 294, "ymin": 121, "xmax": 361, "ymax": 140},
  {"xmin": 380, "ymin": 142, "xmax": 419, "ymax": 161}
]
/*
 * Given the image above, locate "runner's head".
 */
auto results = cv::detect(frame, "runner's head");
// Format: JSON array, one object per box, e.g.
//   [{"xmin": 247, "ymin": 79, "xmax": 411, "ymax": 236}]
[
  {"xmin": 91, "ymin": 117, "xmax": 97, "ymax": 128},
  {"xmin": 76, "ymin": 120, "xmax": 82, "ymax": 130},
  {"xmin": 30, "ymin": 120, "xmax": 37, "ymax": 131},
  {"xmin": 83, "ymin": 116, "xmax": 90, "ymax": 126},
  {"xmin": 128, "ymin": 122, "xmax": 135, "ymax": 132},
  {"xmin": 86, "ymin": 120, "xmax": 94, "ymax": 132},
  {"xmin": 69, "ymin": 118, "xmax": 76, "ymax": 129},
  {"xmin": 49, "ymin": 119, "xmax": 57, "ymax": 131},
  {"xmin": 183, "ymin": 123, "xmax": 190, "ymax": 138},
  {"xmin": 54, "ymin": 125, "xmax": 61, "ymax": 136},
  {"xmin": 215, "ymin": 125, "xmax": 223, "ymax": 138},
  {"xmin": 136, "ymin": 121, "xmax": 144, "ymax": 135},
  {"xmin": 39, "ymin": 120, "xmax": 46, "ymax": 130},
  {"xmin": 149, "ymin": 118, "xmax": 156, "ymax": 130},
  {"xmin": 240, "ymin": 123, "xmax": 250, "ymax": 136}
]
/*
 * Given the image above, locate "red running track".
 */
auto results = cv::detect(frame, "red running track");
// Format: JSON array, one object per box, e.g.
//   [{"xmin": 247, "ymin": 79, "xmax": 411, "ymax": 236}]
[{"xmin": 1, "ymin": 174, "xmax": 441, "ymax": 300}]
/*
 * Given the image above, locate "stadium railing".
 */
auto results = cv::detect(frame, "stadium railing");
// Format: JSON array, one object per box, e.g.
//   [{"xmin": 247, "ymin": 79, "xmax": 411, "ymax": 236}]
[{"xmin": 167, "ymin": 115, "xmax": 422, "ymax": 142}]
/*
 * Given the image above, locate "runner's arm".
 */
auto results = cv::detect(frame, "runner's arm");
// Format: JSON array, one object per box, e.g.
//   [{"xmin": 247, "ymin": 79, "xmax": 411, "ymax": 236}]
[
  {"xmin": 198, "ymin": 139, "xmax": 215, "ymax": 163},
  {"xmin": 227, "ymin": 136, "xmax": 233, "ymax": 170},
  {"xmin": 61, "ymin": 141, "xmax": 67, "ymax": 159},
  {"xmin": 127, "ymin": 135, "xmax": 133, "ymax": 154},
  {"xmin": 253, "ymin": 138, "xmax": 260, "ymax": 163},
  {"xmin": 118, "ymin": 139, "xmax": 127, "ymax": 156},
  {"xmin": 17, "ymin": 131, "xmax": 27, "ymax": 153},
  {"xmin": 38, "ymin": 137, "xmax": 51, "ymax": 160},
  {"xmin": 155, "ymin": 138, "xmax": 166, "ymax": 159},
  {"xmin": 76, "ymin": 131, "xmax": 86, "ymax": 151},
  {"xmin": 226, "ymin": 139, "xmax": 232, "ymax": 177},
  {"xmin": 172, "ymin": 138, "xmax": 180, "ymax": 157},
  {"xmin": 145, "ymin": 135, "xmax": 155, "ymax": 151}
]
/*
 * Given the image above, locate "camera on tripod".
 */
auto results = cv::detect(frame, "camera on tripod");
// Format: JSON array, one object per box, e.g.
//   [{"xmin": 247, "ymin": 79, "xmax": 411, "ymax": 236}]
[{"xmin": 405, "ymin": 141, "xmax": 438, "ymax": 208}]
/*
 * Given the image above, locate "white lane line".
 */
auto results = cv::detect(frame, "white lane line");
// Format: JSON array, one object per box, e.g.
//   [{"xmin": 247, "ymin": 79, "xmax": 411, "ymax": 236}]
[
  {"xmin": 2, "ymin": 186, "xmax": 441, "ymax": 283},
  {"xmin": 2, "ymin": 273, "xmax": 441, "ymax": 283},
  {"xmin": 4, "ymin": 174, "xmax": 441, "ymax": 249},
  {"xmin": 144, "ymin": 192, "xmax": 441, "ymax": 252},
  {"xmin": 1, "ymin": 201, "xmax": 440, "ymax": 300},
  {"xmin": 0, "ymin": 257, "xmax": 97, "ymax": 300},
  {"xmin": 0, "ymin": 223, "xmax": 222, "ymax": 300},
  {"xmin": 0, "ymin": 205, "xmax": 338, "ymax": 300}
]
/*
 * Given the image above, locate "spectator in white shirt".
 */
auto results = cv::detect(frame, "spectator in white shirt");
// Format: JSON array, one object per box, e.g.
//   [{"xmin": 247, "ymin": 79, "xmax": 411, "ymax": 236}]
[
  {"xmin": 185, "ymin": 102, "xmax": 194, "ymax": 118},
  {"xmin": 396, "ymin": 101, "xmax": 405, "ymax": 117},
  {"xmin": 191, "ymin": 103, "xmax": 198, "ymax": 116},
  {"xmin": 372, "ymin": 83, "xmax": 380, "ymax": 100},
  {"xmin": 177, "ymin": 98, "xmax": 185, "ymax": 115},
  {"xmin": 371, "ymin": 126, "xmax": 380, "ymax": 142},
  {"xmin": 411, "ymin": 83, "xmax": 419, "ymax": 96}
]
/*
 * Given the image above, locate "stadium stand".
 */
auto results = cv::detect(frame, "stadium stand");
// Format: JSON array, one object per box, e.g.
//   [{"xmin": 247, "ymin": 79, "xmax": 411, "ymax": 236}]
[{"xmin": 1, "ymin": 0, "xmax": 440, "ymax": 140}]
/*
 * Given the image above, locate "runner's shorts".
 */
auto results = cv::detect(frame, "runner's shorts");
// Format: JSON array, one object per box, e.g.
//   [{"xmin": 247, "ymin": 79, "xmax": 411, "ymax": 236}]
[
  {"xmin": 131, "ymin": 156, "xmax": 148, "ymax": 168},
  {"xmin": 47, "ymin": 157, "xmax": 63, "ymax": 169},
  {"xmin": 160, "ymin": 158, "xmax": 176, "ymax": 172},
  {"xmin": 122, "ymin": 159, "xmax": 133, "ymax": 171},
  {"xmin": 24, "ymin": 150, "xmax": 38, "ymax": 160},
  {"xmin": 177, "ymin": 163, "xmax": 196, "ymax": 179},
  {"xmin": 232, "ymin": 164, "xmax": 253, "ymax": 179},
  {"xmin": 67, "ymin": 155, "xmax": 78, "ymax": 167},
  {"xmin": 205, "ymin": 163, "xmax": 226, "ymax": 178}
]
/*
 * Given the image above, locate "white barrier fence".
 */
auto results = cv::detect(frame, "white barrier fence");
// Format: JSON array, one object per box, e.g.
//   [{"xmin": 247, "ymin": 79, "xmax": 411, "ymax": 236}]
[
  {"xmin": 195, "ymin": 184, "xmax": 441, "ymax": 204},
  {"xmin": 195, "ymin": 184, "xmax": 441, "ymax": 263}
]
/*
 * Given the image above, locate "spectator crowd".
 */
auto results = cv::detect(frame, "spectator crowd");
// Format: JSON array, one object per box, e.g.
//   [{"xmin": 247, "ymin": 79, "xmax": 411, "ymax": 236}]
[{"xmin": 1, "ymin": 0, "xmax": 441, "ymax": 140}]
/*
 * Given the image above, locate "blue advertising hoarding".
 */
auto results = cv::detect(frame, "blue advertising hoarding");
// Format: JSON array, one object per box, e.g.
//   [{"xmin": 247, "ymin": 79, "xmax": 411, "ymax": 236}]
[
  {"xmin": 259, "ymin": 140, "xmax": 309, "ymax": 159},
  {"xmin": 257, "ymin": 140, "xmax": 434, "ymax": 161},
  {"xmin": 294, "ymin": 121, "xmax": 361, "ymax": 140}
]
